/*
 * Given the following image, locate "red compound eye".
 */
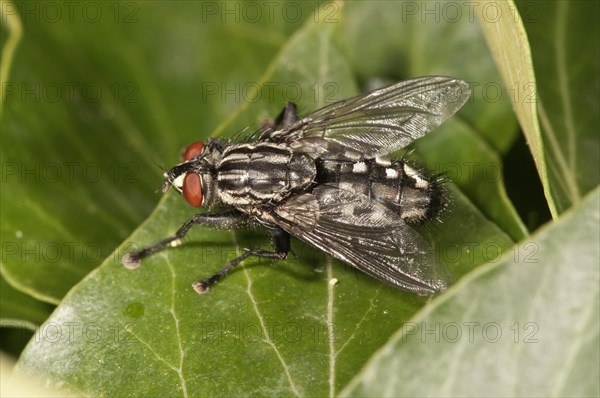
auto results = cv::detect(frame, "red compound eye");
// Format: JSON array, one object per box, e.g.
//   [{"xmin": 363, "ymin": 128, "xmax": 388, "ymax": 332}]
[
  {"xmin": 182, "ymin": 141, "xmax": 205, "ymax": 161},
  {"xmin": 182, "ymin": 173, "xmax": 203, "ymax": 207}
]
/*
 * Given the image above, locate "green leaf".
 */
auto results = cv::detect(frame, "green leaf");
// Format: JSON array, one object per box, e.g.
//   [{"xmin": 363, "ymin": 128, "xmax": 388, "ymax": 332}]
[
  {"xmin": 0, "ymin": 1, "xmax": 315, "ymax": 303},
  {"xmin": 341, "ymin": 187, "xmax": 600, "ymax": 397},
  {"xmin": 15, "ymin": 5, "xmax": 515, "ymax": 395},
  {"xmin": 477, "ymin": 0, "xmax": 600, "ymax": 217},
  {"xmin": 8, "ymin": 0, "xmax": 593, "ymax": 396},
  {"xmin": 475, "ymin": 0, "xmax": 544, "ymax": 191},
  {"xmin": 520, "ymin": 0, "xmax": 599, "ymax": 215},
  {"xmin": 0, "ymin": 270, "xmax": 54, "ymax": 358},
  {"xmin": 0, "ymin": 270, "xmax": 53, "ymax": 328},
  {"xmin": 14, "ymin": 194, "xmax": 512, "ymax": 396}
]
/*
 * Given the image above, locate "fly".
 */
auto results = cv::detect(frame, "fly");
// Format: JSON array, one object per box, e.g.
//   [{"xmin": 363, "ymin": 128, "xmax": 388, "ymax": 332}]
[{"xmin": 122, "ymin": 76, "xmax": 471, "ymax": 295}]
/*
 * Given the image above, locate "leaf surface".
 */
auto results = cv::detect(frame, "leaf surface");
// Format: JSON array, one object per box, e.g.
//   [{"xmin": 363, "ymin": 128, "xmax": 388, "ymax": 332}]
[
  {"xmin": 341, "ymin": 188, "xmax": 600, "ymax": 397},
  {"xmin": 14, "ymin": 4, "xmax": 514, "ymax": 395}
]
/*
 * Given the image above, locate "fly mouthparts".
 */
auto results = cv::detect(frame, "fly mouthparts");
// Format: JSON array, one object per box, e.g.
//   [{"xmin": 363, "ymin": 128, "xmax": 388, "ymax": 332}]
[{"xmin": 161, "ymin": 180, "xmax": 171, "ymax": 193}]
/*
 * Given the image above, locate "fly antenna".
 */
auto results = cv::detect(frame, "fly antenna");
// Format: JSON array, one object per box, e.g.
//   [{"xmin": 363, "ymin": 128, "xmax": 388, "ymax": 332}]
[
  {"xmin": 150, "ymin": 159, "xmax": 169, "ymax": 193},
  {"xmin": 152, "ymin": 158, "xmax": 167, "ymax": 172}
]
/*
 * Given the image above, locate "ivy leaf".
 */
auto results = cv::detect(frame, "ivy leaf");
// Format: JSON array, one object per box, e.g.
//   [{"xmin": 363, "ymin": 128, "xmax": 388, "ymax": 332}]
[
  {"xmin": 477, "ymin": 0, "xmax": 599, "ymax": 217},
  {"xmin": 522, "ymin": 0, "xmax": 600, "ymax": 215},
  {"xmin": 0, "ymin": 272, "xmax": 54, "ymax": 357},
  {"xmin": 14, "ymin": 188, "xmax": 510, "ymax": 396},
  {"xmin": 341, "ymin": 187, "xmax": 600, "ymax": 397},
  {"xmin": 0, "ymin": 271, "xmax": 52, "ymax": 328},
  {"xmin": 9, "ymin": 1, "xmax": 595, "ymax": 396},
  {"xmin": 14, "ymin": 4, "xmax": 514, "ymax": 396}
]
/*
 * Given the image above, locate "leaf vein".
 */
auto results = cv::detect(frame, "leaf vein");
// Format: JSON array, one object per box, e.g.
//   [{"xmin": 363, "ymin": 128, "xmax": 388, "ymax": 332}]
[
  {"xmin": 554, "ymin": 1, "xmax": 578, "ymax": 186},
  {"xmin": 551, "ymin": 286, "xmax": 599, "ymax": 395},
  {"xmin": 234, "ymin": 232, "xmax": 301, "ymax": 397},
  {"xmin": 165, "ymin": 255, "xmax": 189, "ymax": 398},
  {"xmin": 439, "ymin": 300, "xmax": 478, "ymax": 394},
  {"xmin": 335, "ymin": 288, "xmax": 381, "ymax": 358},
  {"xmin": 327, "ymin": 257, "xmax": 336, "ymax": 398},
  {"xmin": 125, "ymin": 326, "xmax": 179, "ymax": 374}
]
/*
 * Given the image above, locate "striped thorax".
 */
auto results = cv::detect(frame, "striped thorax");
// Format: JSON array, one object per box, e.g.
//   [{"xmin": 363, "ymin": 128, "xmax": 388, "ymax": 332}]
[{"xmin": 217, "ymin": 143, "xmax": 316, "ymax": 207}]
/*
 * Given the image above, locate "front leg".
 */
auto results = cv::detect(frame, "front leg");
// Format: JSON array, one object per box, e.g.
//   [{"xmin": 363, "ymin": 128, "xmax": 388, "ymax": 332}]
[{"xmin": 122, "ymin": 211, "xmax": 248, "ymax": 269}]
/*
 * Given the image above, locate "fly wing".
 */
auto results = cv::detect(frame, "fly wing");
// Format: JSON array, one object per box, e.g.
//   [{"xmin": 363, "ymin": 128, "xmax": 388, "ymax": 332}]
[
  {"xmin": 269, "ymin": 185, "xmax": 450, "ymax": 294},
  {"xmin": 281, "ymin": 76, "xmax": 470, "ymax": 158}
]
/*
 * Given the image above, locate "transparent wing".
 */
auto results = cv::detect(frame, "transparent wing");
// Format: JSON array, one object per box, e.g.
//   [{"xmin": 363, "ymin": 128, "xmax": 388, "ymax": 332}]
[
  {"xmin": 270, "ymin": 185, "xmax": 450, "ymax": 294},
  {"xmin": 278, "ymin": 76, "xmax": 470, "ymax": 158}
]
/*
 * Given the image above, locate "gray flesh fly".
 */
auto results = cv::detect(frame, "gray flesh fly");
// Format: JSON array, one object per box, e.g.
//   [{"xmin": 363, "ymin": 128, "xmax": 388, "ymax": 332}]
[{"xmin": 123, "ymin": 76, "xmax": 471, "ymax": 295}]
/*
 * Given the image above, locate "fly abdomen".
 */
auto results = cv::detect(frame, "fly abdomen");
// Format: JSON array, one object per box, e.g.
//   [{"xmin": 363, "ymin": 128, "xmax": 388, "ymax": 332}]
[
  {"xmin": 217, "ymin": 143, "xmax": 316, "ymax": 207},
  {"xmin": 317, "ymin": 157, "xmax": 444, "ymax": 223}
]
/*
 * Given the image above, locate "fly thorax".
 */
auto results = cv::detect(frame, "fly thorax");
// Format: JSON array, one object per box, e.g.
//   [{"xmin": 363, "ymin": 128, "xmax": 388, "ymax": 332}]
[
  {"xmin": 199, "ymin": 172, "xmax": 218, "ymax": 207},
  {"xmin": 216, "ymin": 143, "xmax": 316, "ymax": 207}
]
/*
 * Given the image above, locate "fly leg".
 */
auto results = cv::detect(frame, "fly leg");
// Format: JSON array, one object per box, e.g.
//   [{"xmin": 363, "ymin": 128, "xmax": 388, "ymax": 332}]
[
  {"xmin": 275, "ymin": 102, "xmax": 298, "ymax": 129},
  {"xmin": 122, "ymin": 211, "xmax": 247, "ymax": 269},
  {"xmin": 258, "ymin": 102, "xmax": 298, "ymax": 139},
  {"xmin": 192, "ymin": 227, "xmax": 290, "ymax": 294}
]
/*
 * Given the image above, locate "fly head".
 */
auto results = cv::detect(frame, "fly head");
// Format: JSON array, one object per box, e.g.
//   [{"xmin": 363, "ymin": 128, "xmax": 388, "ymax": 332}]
[{"xmin": 161, "ymin": 140, "xmax": 221, "ymax": 207}]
